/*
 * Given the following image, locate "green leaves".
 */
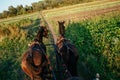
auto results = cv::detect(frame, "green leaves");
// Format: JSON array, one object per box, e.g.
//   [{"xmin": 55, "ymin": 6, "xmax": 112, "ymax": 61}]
[{"xmin": 65, "ymin": 13, "xmax": 120, "ymax": 80}]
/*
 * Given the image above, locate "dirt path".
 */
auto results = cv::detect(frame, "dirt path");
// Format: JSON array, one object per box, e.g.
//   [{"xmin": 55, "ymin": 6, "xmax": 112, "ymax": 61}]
[{"xmin": 40, "ymin": 13, "xmax": 58, "ymax": 44}]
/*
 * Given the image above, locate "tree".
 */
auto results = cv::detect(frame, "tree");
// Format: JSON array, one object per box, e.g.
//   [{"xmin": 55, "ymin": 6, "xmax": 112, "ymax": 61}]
[
  {"xmin": 2, "ymin": 10, "xmax": 9, "ymax": 18},
  {"xmin": 0, "ymin": 13, "xmax": 3, "ymax": 19},
  {"xmin": 16, "ymin": 5, "xmax": 23, "ymax": 15},
  {"xmin": 8, "ymin": 6, "xmax": 17, "ymax": 16},
  {"xmin": 25, "ymin": 5, "xmax": 33, "ymax": 13},
  {"xmin": 31, "ymin": 2, "xmax": 38, "ymax": 11}
]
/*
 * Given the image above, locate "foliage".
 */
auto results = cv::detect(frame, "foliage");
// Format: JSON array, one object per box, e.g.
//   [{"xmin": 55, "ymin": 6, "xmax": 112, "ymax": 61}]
[{"xmin": 65, "ymin": 13, "xmax": 120, "ymax": 80}]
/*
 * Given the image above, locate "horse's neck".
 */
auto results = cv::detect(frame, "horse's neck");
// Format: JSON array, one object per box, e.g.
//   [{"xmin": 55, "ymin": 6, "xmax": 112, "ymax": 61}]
[
  {"xmin": 35, "ymin": 33, "xmax": 43, "ymax": 43},
  {"xmin": 59, "ymin": 25, "xmax": 65, "ymax": 36},
  {"xmin": 36, "ymin": 30, "xmax": 44, "ymax": 43},
  {"xmin": 39, "ymin": 36, "xmax": 43, "ymax": 43}
]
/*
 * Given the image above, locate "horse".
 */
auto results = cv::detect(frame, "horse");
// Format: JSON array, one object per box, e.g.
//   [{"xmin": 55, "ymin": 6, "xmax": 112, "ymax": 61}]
[
  {"xmin": 56, "ymin": 21, "xmax": 79, "ymax": 78},
  {"xmin": 21, "ymin": 26, "xmax": 51, "ymax": 80}
]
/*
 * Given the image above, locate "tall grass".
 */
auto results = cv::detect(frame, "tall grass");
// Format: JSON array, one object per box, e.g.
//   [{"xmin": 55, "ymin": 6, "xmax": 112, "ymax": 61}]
[{"xmin": 0, "ymin": 15, "xmax": 41, "ymax": 79}]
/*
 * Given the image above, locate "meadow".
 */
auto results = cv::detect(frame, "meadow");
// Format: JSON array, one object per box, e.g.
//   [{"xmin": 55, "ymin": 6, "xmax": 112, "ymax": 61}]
[{"xmin": 43, "ymin": 0, "xmax": 120, "ymax": 18}]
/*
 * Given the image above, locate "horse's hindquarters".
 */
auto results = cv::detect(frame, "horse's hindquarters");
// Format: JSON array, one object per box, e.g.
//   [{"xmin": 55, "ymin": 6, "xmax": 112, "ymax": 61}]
[
  {"xmin": 32, "ymin": 51, "xmax": 42, "ymax": 66},
  {"xmin": 21, "ymin": 58, "xmax": 33, "ymax": 79}
]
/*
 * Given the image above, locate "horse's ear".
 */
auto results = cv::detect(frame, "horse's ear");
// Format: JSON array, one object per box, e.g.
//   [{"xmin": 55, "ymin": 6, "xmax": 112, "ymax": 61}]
[
  {"xmin": 58, "ymin": 21, "xmax": 60, "ymax": 24},
  {"xmin": 62, "ymin": 21, "xmax": 65, "ymax": 24},
  {"xmin": 44, "ymin": 26, "xmax": 48, "ymax": 31}
]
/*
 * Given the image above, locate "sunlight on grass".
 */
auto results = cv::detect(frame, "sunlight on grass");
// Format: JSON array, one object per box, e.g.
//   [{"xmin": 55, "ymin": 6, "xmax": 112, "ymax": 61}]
[
  {"xmin": 43, "ymin": 0, "xmax": 120, "ymax": 18},
  {"xmin": 0, "ymin": 12, "xmax": 39, "ymax": 23}
]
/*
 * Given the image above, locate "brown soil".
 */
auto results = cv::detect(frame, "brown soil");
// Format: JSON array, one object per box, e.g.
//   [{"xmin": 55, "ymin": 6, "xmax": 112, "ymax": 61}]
[{"xmin": 52, "ymin": 5, "xmax": 120, "ymax": 21}]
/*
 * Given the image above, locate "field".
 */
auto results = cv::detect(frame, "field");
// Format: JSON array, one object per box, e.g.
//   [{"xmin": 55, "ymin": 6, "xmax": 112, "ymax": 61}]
[
  {"xmin": 0, "ymin": 0, "xmax": 120, "ymax": 80},
  {"xmin": 42, "ymin": 0, "xmax": 120, "ymax": 80},
  {"xmin": 43, "ymin": 0, "xmax": 120, "ymax": 19}
]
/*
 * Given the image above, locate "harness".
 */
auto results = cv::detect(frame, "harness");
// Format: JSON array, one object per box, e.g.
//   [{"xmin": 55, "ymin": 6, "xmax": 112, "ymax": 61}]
[
  {"xmin": 27, "ymin": 41, "xmax": 49, "ymax": 79},
  {"xmin": 56, "ymin": 38, "xmax": 73, "ymax": 79},
  {"xmin": 29, "ymin": 42, "xmax": 47, "ymax": 65}
]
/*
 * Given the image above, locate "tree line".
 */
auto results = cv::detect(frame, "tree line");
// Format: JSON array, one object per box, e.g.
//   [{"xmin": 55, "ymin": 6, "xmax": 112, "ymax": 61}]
[{"xmin": 0, "ymin": 0, "xmax": 96, "ymax": 19}]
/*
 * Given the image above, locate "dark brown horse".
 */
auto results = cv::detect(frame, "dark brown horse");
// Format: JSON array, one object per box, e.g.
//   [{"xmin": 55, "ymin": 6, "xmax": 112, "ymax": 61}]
[
  {"xmin": 21, "ymin": 26, "xmax": 51, "ymax": 80},
  {"xmin": 57, "ymin": 21, "xmax": 79, "ymax": 78}
]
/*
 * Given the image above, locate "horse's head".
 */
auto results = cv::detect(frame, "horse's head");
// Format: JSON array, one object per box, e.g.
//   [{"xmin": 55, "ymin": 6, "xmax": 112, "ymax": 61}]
[
  {"xmin": 39, "ymin": 26, "xmax": 48, "ymax": 38},
  {"xmin": 58, "ymin": 21, "xmax": 65, "ymax": 37},
  {"xmin": 58, "ymin": 21, "xmax": 65, "ymax": 26},
  {"xmin": 35, "ymin": 26, "xmax": 48, "ymax": 43}
]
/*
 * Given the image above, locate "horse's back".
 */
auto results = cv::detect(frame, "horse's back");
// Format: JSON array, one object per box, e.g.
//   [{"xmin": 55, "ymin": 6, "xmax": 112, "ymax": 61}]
[{"xmin": 66, "ymin": 42, "xmax": 79, "ymax": 59}]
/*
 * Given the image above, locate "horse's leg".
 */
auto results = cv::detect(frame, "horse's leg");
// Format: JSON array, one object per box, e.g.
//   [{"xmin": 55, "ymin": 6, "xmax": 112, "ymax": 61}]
[{"xmin": 68, "ymin": 54, "xmax": 78, "ymax": 76}]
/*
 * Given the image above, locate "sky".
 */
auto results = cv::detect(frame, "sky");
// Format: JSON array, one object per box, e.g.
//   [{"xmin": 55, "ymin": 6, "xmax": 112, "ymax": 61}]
[{"xmin": 0, "ymin": 0, "xmax": 41, "ymax": 13}]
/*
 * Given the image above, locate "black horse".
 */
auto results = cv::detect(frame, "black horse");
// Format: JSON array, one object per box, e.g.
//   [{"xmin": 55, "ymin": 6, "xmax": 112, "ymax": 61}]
[{"xmin": 56, "ymin": 21, "xmax": 79, "ymax": 79}]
